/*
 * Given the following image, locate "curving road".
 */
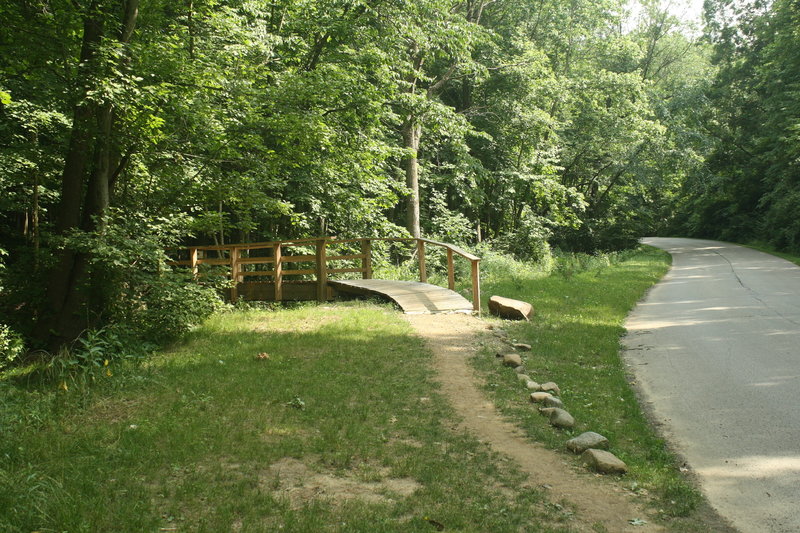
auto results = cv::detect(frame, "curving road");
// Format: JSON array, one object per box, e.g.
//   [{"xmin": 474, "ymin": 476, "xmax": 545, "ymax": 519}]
[{"xmin": 623, "ymin": 238, "xmax": 800, "ymax": 533}]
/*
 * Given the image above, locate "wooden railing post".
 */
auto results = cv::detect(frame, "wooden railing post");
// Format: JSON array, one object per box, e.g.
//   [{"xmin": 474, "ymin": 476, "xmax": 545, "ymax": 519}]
[
  {"xmin": 471, "ymin": 259, "xmax": 481, "ymax": 314},
  {"xmin": 189, "ymin": 247, "xmax": 198, "ymax": 278},
  {"xmin": 447, "ymin": 248, "xmax": 455, "ymax": 290},
  {"xmin": 361, "ymin": 239, "xmax": 372, "ymax": 279},
  {"xmin": 167, "ymin": 237, "xmax": 481, "ymax": 309},
  {"xmin": 274, "ymin": 242, "xmax": 283, "ymax": 302},
  {"xmin": 230, "ymin": 247, "xmax": 240, "ymax": 303},
  {"xmin": 316, "ymin": 238, "xmax": 328, "ymax": 301},
  {"xmin": 417, "ymin": 239, "xmax": 427, "ymax": 283}
]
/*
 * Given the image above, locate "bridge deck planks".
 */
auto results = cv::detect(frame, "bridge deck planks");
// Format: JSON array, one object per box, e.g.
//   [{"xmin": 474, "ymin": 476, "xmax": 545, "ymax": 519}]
[{"xmin": 329, "ymin": 279, "xmax": 474, "ymax": 314}]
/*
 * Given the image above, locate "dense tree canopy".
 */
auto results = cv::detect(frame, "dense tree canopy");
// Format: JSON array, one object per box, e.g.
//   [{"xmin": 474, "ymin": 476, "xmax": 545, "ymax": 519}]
[
  {"xmin": 1, "ymin": 0, "xmax": 795, "ymax": 356},
  {"xmin": 671, "ymin": 0, "xmax": 800, "ymax": 249}
]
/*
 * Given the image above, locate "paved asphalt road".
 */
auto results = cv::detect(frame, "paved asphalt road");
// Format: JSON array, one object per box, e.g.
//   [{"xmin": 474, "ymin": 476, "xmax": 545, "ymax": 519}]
[{"xmin": 622, "ymin": 238, "xmax": 800, "ymax": 533}]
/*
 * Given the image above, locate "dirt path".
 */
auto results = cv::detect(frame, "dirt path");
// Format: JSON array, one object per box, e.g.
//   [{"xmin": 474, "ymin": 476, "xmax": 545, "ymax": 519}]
[{"xmin": 406, "ymin": 313, "xmax": 664, "ymax": 533}]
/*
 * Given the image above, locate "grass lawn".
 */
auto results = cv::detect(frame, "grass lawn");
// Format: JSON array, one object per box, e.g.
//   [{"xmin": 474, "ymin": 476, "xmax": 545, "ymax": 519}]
[
  {"xmin": 1, "ymin": 246, "xmax": 715, "ymax": 531},
  {"xmin": 472, "ymin": 246, "xmax": 703, "ymax": 520},
  {"xmin": 2, "ymin": 302, "xmax": 568, "ymax": 532}
]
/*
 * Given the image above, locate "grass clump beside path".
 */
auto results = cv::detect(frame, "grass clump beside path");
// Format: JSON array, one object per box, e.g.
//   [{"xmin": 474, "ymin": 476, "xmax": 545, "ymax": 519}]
[
  {"xmin": 742, "ymin": 240, "xmax": 800, "ymax": 266},
  {"xmin": 473, "ymin": 246, "xmax": 704, "ymax": 520},
  {"xmin": 2, "ymin": 302, "xmax": 569, "ymax": 533}
]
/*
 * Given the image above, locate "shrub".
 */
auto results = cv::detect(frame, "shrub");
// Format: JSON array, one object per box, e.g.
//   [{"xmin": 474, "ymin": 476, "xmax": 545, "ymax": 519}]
[
  {"xmin": 490, "ymin": 207, "xmax": 554, "ymax": 263},
  {"xmin": 128, "ymin": 274, "xmax": 224, "ymax": 344},
  {"xmin": 61, "ymin": 209, "xmax": 225, "ymax": 348},
  {"xmin": 0, "ymin": 323, "xmax": 24, "ymax": 371}
]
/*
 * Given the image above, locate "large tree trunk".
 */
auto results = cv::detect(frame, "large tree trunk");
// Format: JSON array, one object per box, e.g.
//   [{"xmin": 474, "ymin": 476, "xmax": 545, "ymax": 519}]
[
  {"xmin": 402, "ymin": 119, "xmax": 422, "ymax": 238},
  {"xmin": 42, "ymin": 0, "xmax": 139, "ymax": 350}
]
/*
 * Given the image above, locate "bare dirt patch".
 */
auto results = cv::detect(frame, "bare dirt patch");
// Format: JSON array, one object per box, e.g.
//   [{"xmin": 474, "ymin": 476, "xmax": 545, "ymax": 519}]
[
  {"xmin": 263, "ymin": 457, "xmax": 421, "ymax": 509},
  {"xmin": 406, "ymin": 313, "xmax": 666, "ymax": 533}
]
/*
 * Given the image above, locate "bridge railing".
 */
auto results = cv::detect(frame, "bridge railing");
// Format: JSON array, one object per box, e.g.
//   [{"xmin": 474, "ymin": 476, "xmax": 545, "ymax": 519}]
[{"xmin": 167, "ymin": 237, "xmax": 481, "ymax": 311}]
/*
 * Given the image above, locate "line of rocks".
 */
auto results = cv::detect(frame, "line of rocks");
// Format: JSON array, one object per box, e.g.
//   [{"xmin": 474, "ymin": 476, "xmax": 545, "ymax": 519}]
[{"xmin": 490, "ymin": 322, "xmax": 628, "ymax": 476}]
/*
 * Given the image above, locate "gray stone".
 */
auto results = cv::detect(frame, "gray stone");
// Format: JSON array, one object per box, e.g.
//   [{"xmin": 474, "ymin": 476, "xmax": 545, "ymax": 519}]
[
  {"xmin": 488, "ymin": 296, "xmax": 534, "ymax": 321},
  {"xmin": 547, "ymin": 408, "xmax": 575, "ymax": 429},
  {"xmin": 502, "ymin": 353, "xmax": 523, "ymax": 367},
  {"xmin": 581, "ymin": 449, "xmax": 628, "ymax": 474},
  {"xmin": 517, "ymin": 373, "xmax": 531, "ymax": 382},
  {"xmin": 538, "ymin": 407, "xmax": 557, "ymax": 416},
  {"xmin": 543, "ymin": 396, "xmax": 565, "ymax": 409},
  {"xmin": 566, "ymin": 432, "xmax": 610, "ymax": 454},
  {"xmin": 513, "ymin": 343, "xmax": 532, "ymax": 351},
  {"xmin": 540, "ymin": 382, "xmax": 561, "ymax": 395},
  {"xmin": 530, "ymin": 392, "xmax": 553, "ymax": 403},
  {"xmin": 525, "ymin": 380, "xmax": 542, "ymax": 391},
  {"xmin": 514, "ymin": 365, "xmax": 527, "ymax": 374}
]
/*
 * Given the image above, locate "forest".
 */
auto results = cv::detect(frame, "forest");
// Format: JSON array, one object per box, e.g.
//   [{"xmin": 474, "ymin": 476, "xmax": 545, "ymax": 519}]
[{"xmin": 1, "ymin": 0, "xmax": 798, "ymax": 362}]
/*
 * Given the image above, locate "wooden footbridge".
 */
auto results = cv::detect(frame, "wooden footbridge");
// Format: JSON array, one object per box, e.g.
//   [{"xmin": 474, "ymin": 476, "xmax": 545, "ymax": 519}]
[{"xmin": 168, "ymin": 238, "xmax": 480, "ymax": 314}]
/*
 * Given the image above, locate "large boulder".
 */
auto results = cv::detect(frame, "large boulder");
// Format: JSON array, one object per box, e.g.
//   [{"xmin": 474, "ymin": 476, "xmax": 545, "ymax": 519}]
[
  {"xmin": 540, "ymin": 407, "xmax": 575, "ymax": 429},
  {"xmin": 542, "ymin": 395, "xmax": 565, "ymax": 409},
  {"xmin": 531, "ymin": 392, "xmax": 563, "ymax": 408},
  {"xmin": 501, "ymin": 353, "xmax": 523, "ymax": 367},
  {"xmin": 488, "ymin": 296, "xmax": 534, "ymax": 321},
  {"xmin": 525, "ymin": 380, "xmax": 542, "ymax": 391},
  {"xmin": 540, "ymin": 382, "xmax": 561, "ymax": 396},
  {"xmin": 581, "ymin": 449, "xmax": 628, "ymax": 474},
  {"xmin": 530, "ymin": 391, "xmax": 553, "ymax": 403},
  {"xmin": 566, "ymin": 432, "xmax": 609, "ymax": 454}
]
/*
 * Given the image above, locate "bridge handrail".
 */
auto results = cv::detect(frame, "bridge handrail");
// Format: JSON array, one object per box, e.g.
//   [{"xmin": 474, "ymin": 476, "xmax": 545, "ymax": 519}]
[{"xmin": 167, "ymin": 237, "xmax": 481, "ymax": 312}]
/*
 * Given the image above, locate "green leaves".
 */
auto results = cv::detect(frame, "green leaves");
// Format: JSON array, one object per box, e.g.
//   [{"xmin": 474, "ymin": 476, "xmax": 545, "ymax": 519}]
[
  {"xmin": 0, "ymin": 0, "xmax": 744, "ymax": 353},
  {"xmin": 672, "ymin": 0, "xmax": 800, "ymax": 250}
]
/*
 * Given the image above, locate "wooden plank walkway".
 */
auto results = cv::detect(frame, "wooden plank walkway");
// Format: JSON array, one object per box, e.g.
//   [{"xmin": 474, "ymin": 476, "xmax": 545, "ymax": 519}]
[{"xmin": 329, "ymin": 279, "xmax": 474, "ymax": 314}]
